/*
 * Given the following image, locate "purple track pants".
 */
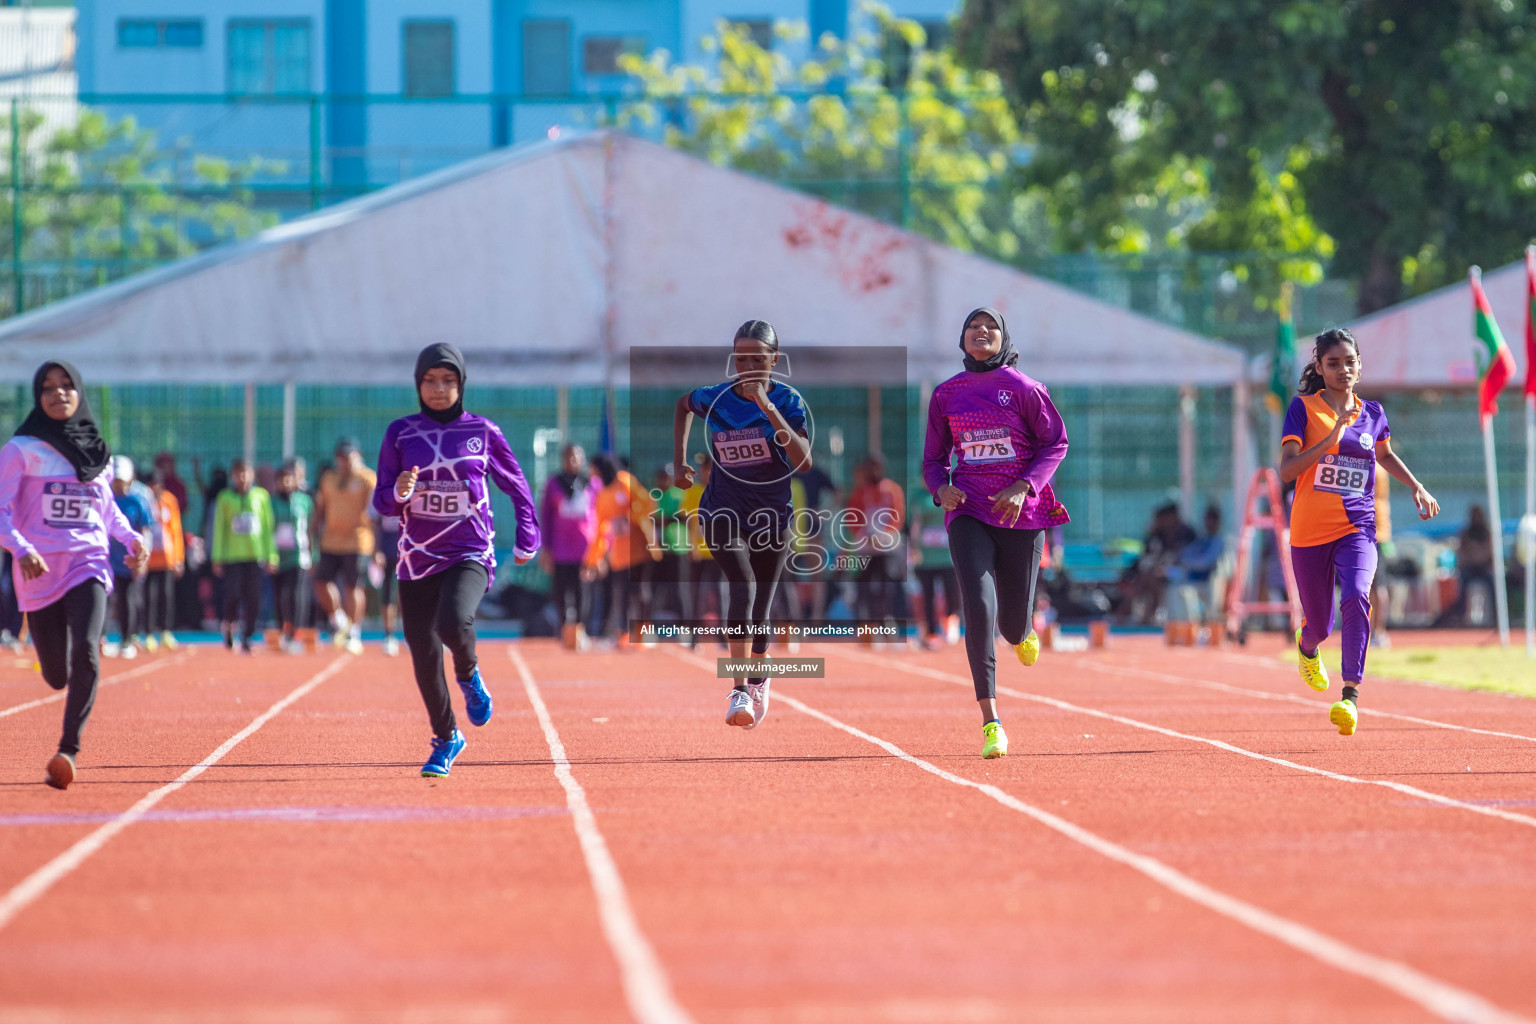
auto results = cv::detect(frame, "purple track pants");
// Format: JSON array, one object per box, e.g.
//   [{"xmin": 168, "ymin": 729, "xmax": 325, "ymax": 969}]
[{"xmin": 1290, "ymin": 532, "xmax": 1378, "ymax": 684}]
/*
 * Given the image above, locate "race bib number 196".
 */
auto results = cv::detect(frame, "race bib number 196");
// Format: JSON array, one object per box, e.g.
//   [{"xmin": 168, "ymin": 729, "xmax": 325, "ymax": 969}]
[
  {"xmin": 1313, "ymin": 454, "xmax": 1371, "ymax": 497},
  {"xmin": 714, "ymin": 428, "xmax": 772, "ymax": 468},
  {"xmin": 959, "ymin": 428, "xmax": 1017, "ymax": 464},
  {"xmin": 411, "ymin": 480, "xmax": 473, "ymax": 520},
  {"xmin": 40, "ymin": 482, "xmax": 94, "ymax": 529}
]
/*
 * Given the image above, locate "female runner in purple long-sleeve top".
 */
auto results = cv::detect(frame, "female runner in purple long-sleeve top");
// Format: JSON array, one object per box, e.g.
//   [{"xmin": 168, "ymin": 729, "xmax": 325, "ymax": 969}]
[
  {"xmin": 373, "ymin": 343, "xmax": 540, "ymax": 778},
  {"xmin": 922, "ymin": 308, "xmax": 1070, "ymax": 759}
]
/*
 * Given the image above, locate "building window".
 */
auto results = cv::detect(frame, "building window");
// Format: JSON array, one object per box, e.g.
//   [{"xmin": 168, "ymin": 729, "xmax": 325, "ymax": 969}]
[
  {"xmin": 403, "ymin": 20, "xmax": 455, "ymax": 97},
  {"xmin": 729, "ymin": 19, "xmax": 773, "ymax": 49},
  {"xmin": 582, "ymin": 36, "xmax": 644, "ymax": 76},
  {"xmin": 227, "ymin": 20, "xmax": 312, "ymax": 95},
  {"xmin": 523, "ymin": 20, "xmax": 571, "ymax": 96},
  {"xmin": 118, "ymin": 19, "xmax": 204, "ymax": 48}
]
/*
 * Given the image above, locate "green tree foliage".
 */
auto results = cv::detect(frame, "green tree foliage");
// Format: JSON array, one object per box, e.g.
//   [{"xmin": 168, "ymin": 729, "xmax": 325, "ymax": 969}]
[
  {"xmin": 955, "ymin": 0, "xmax": 1536, "ymax": 313},
  {"xmin": 618, "ymin": 10, "xmax": 1036, "ymax": 261},
  {"xmin": 0, "ymin": 108, "xmax": 277, "ymax": 316}
]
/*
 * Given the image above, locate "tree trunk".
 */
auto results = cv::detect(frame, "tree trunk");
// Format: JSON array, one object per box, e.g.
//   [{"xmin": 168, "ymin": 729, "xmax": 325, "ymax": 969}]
[{"xmin": 1356, "ymin": 244, "xmax": 1402, "ymax": 316}]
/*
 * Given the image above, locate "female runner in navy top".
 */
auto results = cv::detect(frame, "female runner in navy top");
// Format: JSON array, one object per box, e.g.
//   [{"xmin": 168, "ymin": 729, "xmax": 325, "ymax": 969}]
[{"xmin": 673, "ymin": 320, "xmax": 811, "ymax": 730}]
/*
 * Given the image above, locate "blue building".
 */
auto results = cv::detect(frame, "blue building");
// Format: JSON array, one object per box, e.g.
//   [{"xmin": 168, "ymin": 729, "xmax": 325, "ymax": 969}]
[{"xmin": 74, "ymin": 0, "xmax": 959, "ymax": 194}]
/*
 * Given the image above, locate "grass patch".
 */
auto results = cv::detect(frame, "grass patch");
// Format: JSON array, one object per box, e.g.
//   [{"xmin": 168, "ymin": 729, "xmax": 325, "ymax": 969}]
[{"xmin": 1281, "ymin": 645, "xmax": 1536, "ymax": 698}]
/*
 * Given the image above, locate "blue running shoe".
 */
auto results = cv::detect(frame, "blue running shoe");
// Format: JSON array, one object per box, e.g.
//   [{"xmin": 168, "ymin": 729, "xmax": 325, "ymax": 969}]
[
  {"xmin": 421, "ymin": 729, "xmax": 466, "ymax": 778},
  {"xmin": 457, "ymin": 668, "xmax": 494, "ymax": 727}
]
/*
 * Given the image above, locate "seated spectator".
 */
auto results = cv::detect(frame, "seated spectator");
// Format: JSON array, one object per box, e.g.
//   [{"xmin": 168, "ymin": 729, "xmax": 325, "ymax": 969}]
[
  {"xmin": 1435, "ymin": 506, "xmax": 1496, "ymax": 627},
  {"xmin": 1119, "ymin": 502, "xmax": 1196, "ymax": 623},
  {"xmin": 1166, "ymin": 506, "xmax": 1225, "ymax": 624}
]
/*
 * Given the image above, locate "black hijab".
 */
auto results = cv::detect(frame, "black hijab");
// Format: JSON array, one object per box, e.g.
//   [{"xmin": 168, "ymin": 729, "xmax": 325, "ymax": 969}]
[
  {"xmin": 414, "ymin": 343, "xmax": 467, "ymax": 424},
  {"xmin": 959, "ymin": 307, "xmax": 1019, "ymax": 373},
  {"xmin": 13, "ymin": 360, "xmax": 111, "ymax": 482}
]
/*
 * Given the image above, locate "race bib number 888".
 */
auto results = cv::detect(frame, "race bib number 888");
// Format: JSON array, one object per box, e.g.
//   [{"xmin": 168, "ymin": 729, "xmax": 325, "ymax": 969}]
[{"xmin": 1313, "ymin": 454, "xmax": 1371, "ymax": 497}]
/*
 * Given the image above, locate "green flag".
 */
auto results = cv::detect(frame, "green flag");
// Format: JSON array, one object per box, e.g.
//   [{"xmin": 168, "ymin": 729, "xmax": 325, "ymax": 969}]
[
  {"xmin": 1472, "ymin": 268, "xmax": 1516, "ymax": 425},
  {"xmin": 1267, "ymin": 284, "xmax": 1295, "ymax": 413}
]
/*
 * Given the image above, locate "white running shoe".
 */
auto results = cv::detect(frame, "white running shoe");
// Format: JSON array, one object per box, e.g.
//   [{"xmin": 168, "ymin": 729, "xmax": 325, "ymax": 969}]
[
  {"xmin": 744, "ymin": 679, "xmax": 770, "ymax": 729},
  {"xmin": 726, "ymin": 688, "xmax": 755, "ymax": 727},
  {"xmin": 345, "ymin": 637, "xmax": 365, "ymax": 656},
  {"xmin": 382, "ymin": 636, "xmax": 400, "ymax": 657}
]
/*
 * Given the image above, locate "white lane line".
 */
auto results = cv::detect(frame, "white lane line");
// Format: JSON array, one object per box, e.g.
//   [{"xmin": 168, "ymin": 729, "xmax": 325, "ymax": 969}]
[
  {"xmin": 0, "ymin": 652, "xmax": 193, "ymax": 720},
  {"xmin": 773, "ymin": 686, "xmax": 1532, "ymax": 1024},
  {"xmin": 1077, "ymin": 656, "xmax": 1536, "ymax": 744},
  {"xmin": 509, "ymin": 647, "xmax": 695, "ymax": 1024},
  {"xmin": 0, "ymin": 654, "xmax": 352, "ymax": 933},
  {"xmin": 842, "ymin": 649, "xmax": 1536, "ymax": 831}
]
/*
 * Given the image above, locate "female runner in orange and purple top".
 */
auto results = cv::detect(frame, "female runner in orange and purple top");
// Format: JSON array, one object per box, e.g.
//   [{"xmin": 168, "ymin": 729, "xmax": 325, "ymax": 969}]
[{"xmin": 1279, "ymin": 328, "xmax": 1439, "ymax": 735}]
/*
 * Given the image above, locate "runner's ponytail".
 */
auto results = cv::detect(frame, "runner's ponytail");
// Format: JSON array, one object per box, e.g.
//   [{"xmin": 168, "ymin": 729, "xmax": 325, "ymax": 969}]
[{"xmin": 1299, "ymin": 328, "xmax": 1358, "ymax": 394}]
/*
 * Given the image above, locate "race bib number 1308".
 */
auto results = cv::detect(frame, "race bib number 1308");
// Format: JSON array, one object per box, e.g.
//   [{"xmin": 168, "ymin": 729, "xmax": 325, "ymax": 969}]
[{"xmin": 714, "ymin": 428, "xmax": 772, "ymax": 468}]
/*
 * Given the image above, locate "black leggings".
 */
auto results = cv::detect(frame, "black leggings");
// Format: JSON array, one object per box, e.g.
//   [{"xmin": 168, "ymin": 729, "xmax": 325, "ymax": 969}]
[
  {"xmin": 28, "ymin": 580, "xmax": 108, "ymax": 756},
  {"xmin": 594, "ymin": 567, "xmax": 631, "ymax": 639},
  {"xmin": 276, "ymin": 567, "xmax": 309, "ymax": 635},
  {"xmin": 112, "ymin": 573, "xmax": 143, "ymax": 641},
  {"xmin": 222, "ymin": 561, "xmax": 265, "ymax": 643},
  {"xmin": 949, "ymin": 515, "xmax": 1043, "ymax": 701},
  {"xmin": 704, "ymin": 513, "xmax": 789, "ymax": 663},
  {"xmin": 550, "ymin": 561, "xmax": 585, "ymax": 627},
  {"xmin": 399, "ymin": 561, "xmax": 487, "ymax": 740},
  {"xmin": 145, "ymin": 570, "xmax": 176, "ymax": 634}
]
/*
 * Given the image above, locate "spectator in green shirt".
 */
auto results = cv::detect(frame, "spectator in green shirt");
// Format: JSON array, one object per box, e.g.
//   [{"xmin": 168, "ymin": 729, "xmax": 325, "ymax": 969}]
[
  {"xmin": 649, "ymin": 464, "xmax": 692, "ymax": 620},
  {"xmin": 212, "ymin": 458, "xmax": 277, "ymax": 653},
  {"xmin": 909, "ymin": 484, "xmax": 961, "ymax": 650},
  {"xmin": 271, "ymin": 458, "xmax": 314, "ymax": 653}
]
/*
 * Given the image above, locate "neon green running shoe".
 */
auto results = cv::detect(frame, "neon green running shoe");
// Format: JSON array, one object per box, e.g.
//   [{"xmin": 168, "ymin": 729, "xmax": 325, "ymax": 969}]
[
  {"xmin": 1296, "ymin": 629, "xmax": 1329, "ymax": 692},
  {"xmin": 1015, "ymin": 631, "xmax": 1041, "ymax": 667},
  {"xmin": 982, "ymin": 721, "xmax": 1008, "ymax": 759},
  {"xmin": 1329, "ymin": 699, "xmax": 1358, "ymax": 736}
]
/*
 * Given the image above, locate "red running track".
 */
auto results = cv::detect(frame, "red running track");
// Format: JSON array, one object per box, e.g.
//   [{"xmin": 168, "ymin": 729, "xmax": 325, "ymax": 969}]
[{"xmin": 0, "ymin": 633, "xmax": 1532, "ymax": 1023}]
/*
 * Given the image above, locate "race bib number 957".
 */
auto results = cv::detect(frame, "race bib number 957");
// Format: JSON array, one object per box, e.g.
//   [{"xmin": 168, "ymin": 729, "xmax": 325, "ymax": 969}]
[
  {"xmin": 959, "ymin": 428, "xmax": 1017, "ymax": 464},
  {"xmin": 411, "ymin": 480, "xmax": 473, "ymax": 520},
  {"xmin": 1313, "ymin": 454, "xmax": 1371, "ymax": 497},
  {"xmin": 41, "ymin": 482, "xmax": 94, "ymax": 529}
]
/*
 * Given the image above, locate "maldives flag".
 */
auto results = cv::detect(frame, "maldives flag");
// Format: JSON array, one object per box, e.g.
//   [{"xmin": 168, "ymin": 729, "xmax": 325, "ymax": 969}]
[
  {"xmin": 1526, "ymin": 248, "xmax": 1536, "ymax": 399},
  {"xmin": 1472, "ymin": 268, "xmax": 1516, "ymax": 424}
]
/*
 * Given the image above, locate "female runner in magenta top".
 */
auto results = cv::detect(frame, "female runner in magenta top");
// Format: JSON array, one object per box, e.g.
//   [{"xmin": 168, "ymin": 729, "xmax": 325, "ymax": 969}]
[
  {"xmin": 923, "ymin": 308, "xmax": 1069, "ymax": 759},
  {"xmin": 0, "ymin": 360, "xmax": 148, "ymax": 789},
  {"xmin": 373, "ymin": 343, "xmax": 540, "ymax": 778},
  {"xmin": 1280, "ymin": 328, "xmax": 1438, "ymax": 736}
]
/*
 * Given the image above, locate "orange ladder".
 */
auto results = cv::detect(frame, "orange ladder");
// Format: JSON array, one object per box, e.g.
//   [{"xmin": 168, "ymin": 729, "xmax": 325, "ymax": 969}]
[{"xmin": 1225, "ymin": 467, "xmax": 1302, "ymax": 644}]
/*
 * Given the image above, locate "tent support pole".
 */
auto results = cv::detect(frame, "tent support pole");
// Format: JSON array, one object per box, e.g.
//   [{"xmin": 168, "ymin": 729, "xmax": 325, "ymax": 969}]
[
  {"xmin": 281, "ymin": 380, "xmax": 296, "ymax": 459},
  {"xmin": 1178, "ymin": 384, "xmax": 1197, "ymax": 520},
  {"xmin": 557, "ymin": 384, "xmax": 569, "ymax": 443},
  {"xmin": 243, "ymin": 382, "xmax": 257, "ymax": 467},
  {"xmin": 868, "ymin": 385, "xmax": 882, "ymax": 460},
  {"xmin": 1232, "ymin": 379, "xmax": 1250, "ymax": 531}
]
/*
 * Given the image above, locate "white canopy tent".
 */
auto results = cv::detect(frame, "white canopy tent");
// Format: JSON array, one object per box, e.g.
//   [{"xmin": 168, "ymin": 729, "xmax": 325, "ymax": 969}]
[{"xmin": 0, "ymin": 130, "xmax": 1250, "ymax": 510}]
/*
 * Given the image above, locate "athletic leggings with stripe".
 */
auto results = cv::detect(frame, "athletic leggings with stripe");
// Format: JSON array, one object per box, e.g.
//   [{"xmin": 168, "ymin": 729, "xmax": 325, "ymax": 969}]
[
  {"xmin": 704, "ymin": 512, "xmax": 789, "ymax": 671},
  {"xmin": 948, "ymin": 514, "xmax": 1043, "ymax": 701}
]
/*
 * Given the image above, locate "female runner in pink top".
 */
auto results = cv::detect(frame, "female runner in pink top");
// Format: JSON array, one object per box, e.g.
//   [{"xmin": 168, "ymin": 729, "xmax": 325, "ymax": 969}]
[{"xmin": 0, "ymin": 361, "xmax": 148, "ymax": 789}]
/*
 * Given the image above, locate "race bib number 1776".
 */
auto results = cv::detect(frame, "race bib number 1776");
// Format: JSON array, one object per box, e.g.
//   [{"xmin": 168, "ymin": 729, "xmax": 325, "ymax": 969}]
[{"xmin": 959, "ymin": 428, "xmax": 1017, "ymax": 464}]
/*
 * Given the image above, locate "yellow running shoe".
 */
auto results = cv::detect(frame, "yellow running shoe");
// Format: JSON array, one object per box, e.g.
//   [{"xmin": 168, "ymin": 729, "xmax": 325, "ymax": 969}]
[
  {"xmin": 1015, "ymin": 631, "xmax": 1041, "ymax": 667},
  {"xmin": 1329, "ymin": 698, "xmax": 1358, "ymax": 736},
  {"xmin": 982, "ymin": 721, "xmax": 1008, "ymax": 759},
  {"xmin": 1296, "ymin": 629, "xmax": 1329, "ymax": 692}
]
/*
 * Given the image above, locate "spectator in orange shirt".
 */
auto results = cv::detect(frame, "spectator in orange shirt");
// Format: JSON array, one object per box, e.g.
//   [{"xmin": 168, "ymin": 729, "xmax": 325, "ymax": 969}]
[
  {"xmin": 144, "ymin": 468, "xmax": 186, "ymax": 650},
  {"xmin": 847, "ymin": 455, "xmax": 906, "ymax": 629},
  {"xmin": 583, "ymin": 454, "xmax": 659, "ymax": 642}
]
